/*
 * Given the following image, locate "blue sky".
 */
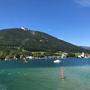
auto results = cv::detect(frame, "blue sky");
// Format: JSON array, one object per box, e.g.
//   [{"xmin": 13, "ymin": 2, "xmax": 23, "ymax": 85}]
[{"xmin": 0, "ymin": 0, "xmax": 90, "ymax": 46}]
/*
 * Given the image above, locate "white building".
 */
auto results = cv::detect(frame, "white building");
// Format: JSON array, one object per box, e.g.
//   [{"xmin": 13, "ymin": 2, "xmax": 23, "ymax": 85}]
[{"xmin": 78, "ymin": 52, "xmax": 85, "ymax": 58}]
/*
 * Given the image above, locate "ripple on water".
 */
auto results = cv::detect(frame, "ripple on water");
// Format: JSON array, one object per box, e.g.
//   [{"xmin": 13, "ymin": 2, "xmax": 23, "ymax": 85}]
[{"xmin": 0, "ymin": 84, "xmax": 7, "ymax": 90}]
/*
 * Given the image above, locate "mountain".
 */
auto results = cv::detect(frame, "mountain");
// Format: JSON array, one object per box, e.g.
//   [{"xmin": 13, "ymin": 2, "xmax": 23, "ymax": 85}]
[
  {"xmin": 0, "ymin": 28, "xmax": 89, "ymax": 53},
  {"xmin": 80, "ymin": 46, "xmax": 90, "ymax": 50}
]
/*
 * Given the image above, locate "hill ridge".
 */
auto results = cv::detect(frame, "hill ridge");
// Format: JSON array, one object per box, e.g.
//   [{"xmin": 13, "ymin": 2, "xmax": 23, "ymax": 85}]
[{"xmin": 0, "ymin": 28, "xmax": 89, "ymax": 53}]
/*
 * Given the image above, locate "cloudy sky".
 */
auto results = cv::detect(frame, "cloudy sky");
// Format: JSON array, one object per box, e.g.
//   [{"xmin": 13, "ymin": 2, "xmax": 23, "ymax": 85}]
[{"xmin": 0, "ymin": 0, "xmax": 90, "ymax": 46}]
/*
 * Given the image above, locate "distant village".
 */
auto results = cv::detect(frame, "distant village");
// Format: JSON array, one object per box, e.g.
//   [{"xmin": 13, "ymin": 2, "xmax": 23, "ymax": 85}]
[{"xmin": 1, "ymin": 51, "xmax": 90, "ymax": 63}]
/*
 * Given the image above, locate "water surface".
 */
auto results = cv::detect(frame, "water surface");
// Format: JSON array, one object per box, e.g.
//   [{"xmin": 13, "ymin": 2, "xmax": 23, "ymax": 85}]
[{"xmin": 0, "ymin": 58, "xmax": 90, "ymax": 90}]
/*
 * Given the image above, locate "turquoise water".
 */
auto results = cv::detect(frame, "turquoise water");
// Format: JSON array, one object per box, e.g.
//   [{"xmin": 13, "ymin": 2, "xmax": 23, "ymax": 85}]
[
  {"xmin": 0, "ymin": 66, "xmax": 90, "ymax": 90},
  {"xmin": 0, "ymin": 59, "xmax": 90, "ymax": 90}
]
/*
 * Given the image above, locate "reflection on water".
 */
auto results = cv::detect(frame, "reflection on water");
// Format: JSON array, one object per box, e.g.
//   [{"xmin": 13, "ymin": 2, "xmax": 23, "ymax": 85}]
[{"xmin": 0, "ymin": 58, "xmax": 89, "ymax": 68}]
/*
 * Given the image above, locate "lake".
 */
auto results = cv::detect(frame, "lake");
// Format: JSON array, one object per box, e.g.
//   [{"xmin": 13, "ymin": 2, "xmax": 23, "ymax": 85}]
[{"xmin": 0, "ymin": 58, "xmax": 90, "ymax": 90}]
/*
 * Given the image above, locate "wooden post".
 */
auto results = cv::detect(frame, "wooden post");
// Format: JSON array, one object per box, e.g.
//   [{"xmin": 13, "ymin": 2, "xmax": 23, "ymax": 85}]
[{"xmin": 60, "ymin": 67, "xmax": 65, "ymax": 80}]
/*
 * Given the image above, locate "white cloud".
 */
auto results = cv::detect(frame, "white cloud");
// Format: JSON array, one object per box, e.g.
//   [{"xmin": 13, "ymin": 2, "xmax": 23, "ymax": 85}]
[{"xmin": 74, "ymin": 0, "xmax": 90, "ymax": 7}]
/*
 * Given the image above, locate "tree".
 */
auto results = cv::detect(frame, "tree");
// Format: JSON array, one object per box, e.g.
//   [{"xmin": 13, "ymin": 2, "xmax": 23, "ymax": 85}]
[{"xmin": 67, "ymin": 53, "xmax": 76, "ymax": 58}]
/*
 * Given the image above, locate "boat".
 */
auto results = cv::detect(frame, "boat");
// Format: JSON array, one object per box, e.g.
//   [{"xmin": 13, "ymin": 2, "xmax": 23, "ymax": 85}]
[{"xmin": 53, "ymin": 59, "xmax": 61, "ymax": 63}]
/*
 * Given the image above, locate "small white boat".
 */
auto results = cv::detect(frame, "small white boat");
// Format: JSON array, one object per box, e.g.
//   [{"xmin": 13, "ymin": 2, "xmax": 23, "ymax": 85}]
[{"xmin": 53, "ymin": 60, "xmax": 61, "ymax": 63}]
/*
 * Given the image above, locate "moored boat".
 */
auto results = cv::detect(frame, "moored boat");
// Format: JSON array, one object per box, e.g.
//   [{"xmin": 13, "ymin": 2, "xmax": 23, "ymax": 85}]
[{"xmin": 53, "ymin": 59, "xmax": 61, "ymax": 63}]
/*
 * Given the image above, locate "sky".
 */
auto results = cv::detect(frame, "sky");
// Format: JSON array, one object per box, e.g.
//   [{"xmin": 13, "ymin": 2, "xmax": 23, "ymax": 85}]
[{"xmin": 0, "ymin": 0, "xmax": 90, "ymax": 46}]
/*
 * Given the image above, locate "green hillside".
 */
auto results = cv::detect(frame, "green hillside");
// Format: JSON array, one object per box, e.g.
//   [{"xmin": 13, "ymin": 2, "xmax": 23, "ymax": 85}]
[{"xmin": 0, "ymin": 28, "xmax": 89, "ymax": 53}]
